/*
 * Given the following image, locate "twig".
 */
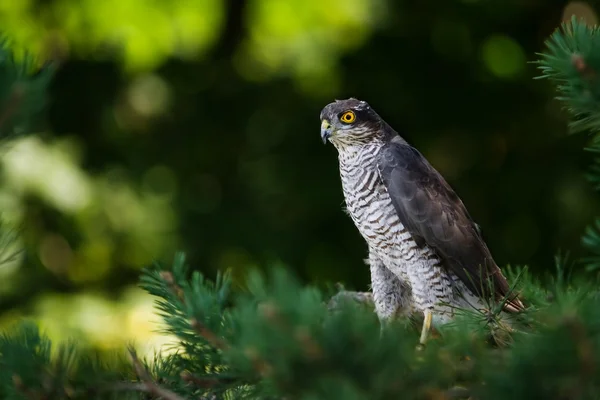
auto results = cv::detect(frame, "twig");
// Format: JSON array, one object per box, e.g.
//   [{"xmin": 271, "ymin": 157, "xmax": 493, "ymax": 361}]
[
  {"xmin": 160, "ymin": 271, "xmax": 185, "ymax": 301},
  {"xmin": 128, "ymin": 347, "xmax": 186, "ymax": 400},
  {"xmin": 190, "ymin": 318, "xmax": 229, "ymax": 350},
  {"xmin": 159, "ymin": 270, "xmax": 231, "ymax": 352},
  {"xmin": 159, "ymin": 268, "xmax": 271, "ymax": 382},
  {"xmin": 181, "ymin": 372, "xmax": 220, "ymax": 388},
  {"xmin": 180, "ymin": 371, "xmax": 237, "ymax": 389},
  {"xmin": 108, "ymin": 382, "xmax": 151, "ymax": 392}
]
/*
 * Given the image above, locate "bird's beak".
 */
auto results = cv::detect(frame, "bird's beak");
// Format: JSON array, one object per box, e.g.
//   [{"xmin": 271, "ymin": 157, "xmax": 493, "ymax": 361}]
[{"xmin": 321, "ymin": 119, "xmax": 332, "ymax": 144}]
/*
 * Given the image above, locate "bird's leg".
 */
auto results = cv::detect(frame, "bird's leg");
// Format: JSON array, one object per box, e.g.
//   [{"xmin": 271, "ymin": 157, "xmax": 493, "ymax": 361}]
[
  {"xmin": 368, "ymin": 252, "xmax": 413, "ymax": 333},
  {"xmin": 418, "ymin": 309, "xmax": 433, "ymax": 348}
]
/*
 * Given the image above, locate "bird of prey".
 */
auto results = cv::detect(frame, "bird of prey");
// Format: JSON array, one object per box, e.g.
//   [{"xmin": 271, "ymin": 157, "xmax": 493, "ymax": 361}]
[{"xmin": 320, "ymin": 98, "xmax": 523, "ymax": 345}]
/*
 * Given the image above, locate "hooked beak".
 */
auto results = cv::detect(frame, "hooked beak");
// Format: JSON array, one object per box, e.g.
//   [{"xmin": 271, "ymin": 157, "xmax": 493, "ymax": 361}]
[{"xmin": 321, "ymin": 119, "xmax": 333, "ymax": 144}]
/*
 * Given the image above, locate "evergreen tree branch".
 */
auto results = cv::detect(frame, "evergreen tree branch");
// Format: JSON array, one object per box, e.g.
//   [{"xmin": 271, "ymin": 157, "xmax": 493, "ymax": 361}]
[
  {"xmin": 189, "ymin": 319, "xmax": 229, "ymax": 351},
  {"xmin": 535, "ymin": 17, "xmax": 600, "ymax": 274},
  {"xmin": 159, "ymin": 269, "xmax": 230, "ymax": 351},
  {"xmin": 0, "ymin": 39, "xmax": 55, "ymax": 141},
  {"xmin": 1, "ymin": 253, "xmax": 600, "ymax": 399},
  {"xmin": 128, "ymin": 347, "xmax": 186, "ymax": 400},
  {"xmin": 535, "ymin": 16, "xmax": 600, "ymax": 134}
]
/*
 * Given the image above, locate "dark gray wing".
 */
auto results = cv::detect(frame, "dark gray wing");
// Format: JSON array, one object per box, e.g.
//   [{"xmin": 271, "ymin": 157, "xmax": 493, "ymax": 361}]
[{"xmin": 377, "ymin": 138, "xmax": 523, "ymax": 312}]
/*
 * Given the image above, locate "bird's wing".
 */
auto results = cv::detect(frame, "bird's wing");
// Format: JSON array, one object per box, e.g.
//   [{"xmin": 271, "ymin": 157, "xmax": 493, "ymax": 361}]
[{"xmin": 377, "ymin": 138, "xmax": 523, "ymax": 312}]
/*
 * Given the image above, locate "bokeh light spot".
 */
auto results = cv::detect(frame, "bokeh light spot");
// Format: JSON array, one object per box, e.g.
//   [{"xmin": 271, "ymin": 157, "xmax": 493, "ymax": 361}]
[
  {"xmin": 2, "ymin": 137, "xmax": 92, "ymax": 212},
  {"xmin": 0, "ymin": 0, "xmax": 224, "ymax": 72},
  {"xmin": 481, "ymin": 34, "xmax": 525, "ymax": 79},
  {"xmin": 39, "ymin": 233, "xmax": 73, "ymax": 274},
  {"xmin": 562, "ymin": 2, "xmax": 598, "ymax": 25},
  {"xmin": 240, "ymin": 0, "xmax": 386, "ymax": 92},
  {"xmin": 127, "ymin": 74, "xmax": 171, "ymax": 117}
]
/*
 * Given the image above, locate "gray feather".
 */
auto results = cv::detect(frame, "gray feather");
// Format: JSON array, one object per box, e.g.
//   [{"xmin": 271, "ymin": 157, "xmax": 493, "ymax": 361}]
[{"xmin": 377, "ymin": 136, "xmax": 522, "ymax": 312}]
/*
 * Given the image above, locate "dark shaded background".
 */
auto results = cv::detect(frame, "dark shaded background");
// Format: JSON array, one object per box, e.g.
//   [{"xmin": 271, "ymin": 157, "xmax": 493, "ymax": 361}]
[{"xmin": 0, "ymin": 0, "xmax": 598, "ymax": 347}]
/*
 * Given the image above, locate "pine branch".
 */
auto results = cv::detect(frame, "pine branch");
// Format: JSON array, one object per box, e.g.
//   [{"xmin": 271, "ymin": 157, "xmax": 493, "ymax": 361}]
[
  {"xmin": 535, "ymin": 17, "xmax": 600, "ymax": 276},
  {"xmin": 128, "ymin": 347, "xmax": 186, "ymax": 400},
  {"xmin": 0, "ymin": 39, "xmax": 55, "ymax": 141},
  {"xmin": 1, "ymin": 252, "xmax": 600, "ymax": 399},
  {"xmin": 189, "ymin": 319, "xmax": 229, "ymax": 351},
  {"xmin": 535, "ymin": 16, "xmax": 600, "ymax": 134}
]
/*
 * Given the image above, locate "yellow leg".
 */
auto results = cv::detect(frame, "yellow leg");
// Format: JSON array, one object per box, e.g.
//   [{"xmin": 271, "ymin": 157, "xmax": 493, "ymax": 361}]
[{"xmin": 419, "ymin": 310, "xmax": 433, "ymax": 346}]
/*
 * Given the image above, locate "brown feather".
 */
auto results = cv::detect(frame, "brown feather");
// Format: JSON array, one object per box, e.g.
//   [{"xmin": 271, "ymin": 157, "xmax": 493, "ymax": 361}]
[{"xmin": 378, "ymin": 136, "xmax": 524, "ymax": 313}]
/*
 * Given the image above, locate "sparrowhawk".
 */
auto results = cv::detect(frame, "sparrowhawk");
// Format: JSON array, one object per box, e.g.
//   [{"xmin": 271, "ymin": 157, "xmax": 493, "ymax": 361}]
[{"xmin": 320, "ymin": 98, "xmax": 524, "ymax": 345}]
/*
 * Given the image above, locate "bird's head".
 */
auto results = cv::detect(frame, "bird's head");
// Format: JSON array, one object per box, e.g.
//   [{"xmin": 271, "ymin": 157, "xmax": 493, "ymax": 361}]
[{"xmin": 319, "ymin": 98, "xmax": 382, "ymax": 146}]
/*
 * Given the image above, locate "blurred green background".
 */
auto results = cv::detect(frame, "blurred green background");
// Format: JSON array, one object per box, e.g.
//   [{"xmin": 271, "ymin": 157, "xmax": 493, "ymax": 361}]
[{"xmin": 0, "ymin": 0, "xmax": 598, "ymax": 356}]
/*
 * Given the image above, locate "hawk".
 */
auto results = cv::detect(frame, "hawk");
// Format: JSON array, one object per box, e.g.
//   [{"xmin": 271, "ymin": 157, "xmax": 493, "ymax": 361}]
[{"xmin": 320, "ymin": 98, "xmax": 523, "ymax": 345}]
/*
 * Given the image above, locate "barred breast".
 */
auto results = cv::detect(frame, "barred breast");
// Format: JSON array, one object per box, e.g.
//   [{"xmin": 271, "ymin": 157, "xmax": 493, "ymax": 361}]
[{"xmin": 337, "ymin": 144, "xmax": 416, "ymax": 281}]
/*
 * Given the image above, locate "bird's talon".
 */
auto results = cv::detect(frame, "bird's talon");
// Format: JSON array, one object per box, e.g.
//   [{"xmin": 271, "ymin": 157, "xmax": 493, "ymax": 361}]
[{"xmin": 419, "ymin": 310, "xmax": 433, "ymax": 346}]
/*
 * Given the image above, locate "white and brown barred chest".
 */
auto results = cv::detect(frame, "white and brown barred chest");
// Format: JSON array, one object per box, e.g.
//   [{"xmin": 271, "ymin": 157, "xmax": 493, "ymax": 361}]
[
  {"xmin": 335, "ymin": 143, "xmax": 464, "ymax": 314},
  {"xmin": 337, "ymin": 145, "xmax": 413, "ymax": 281}
]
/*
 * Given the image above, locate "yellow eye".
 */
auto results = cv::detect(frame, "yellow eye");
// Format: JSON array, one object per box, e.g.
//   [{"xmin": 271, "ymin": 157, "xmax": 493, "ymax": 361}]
[{"xmin": 340, "ymin": 110, "xmax": 356, "ymax": 124}]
